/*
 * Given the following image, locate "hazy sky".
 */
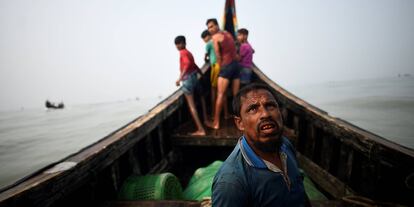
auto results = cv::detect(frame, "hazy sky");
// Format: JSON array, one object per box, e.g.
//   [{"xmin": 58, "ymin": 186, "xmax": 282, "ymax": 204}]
[{"xmin": 1, "ymin": 0, "xmax": 413, "ymax": 111}]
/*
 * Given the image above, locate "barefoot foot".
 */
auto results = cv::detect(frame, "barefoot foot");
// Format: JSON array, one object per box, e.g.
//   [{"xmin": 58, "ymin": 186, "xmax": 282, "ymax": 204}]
[
  {"xmin": 205, "ymin": 120, "xmax": 219, "ymax": 130},
  {"xmin": 191, "ymin": 130, "xmax": 206, "ymax": 136}
]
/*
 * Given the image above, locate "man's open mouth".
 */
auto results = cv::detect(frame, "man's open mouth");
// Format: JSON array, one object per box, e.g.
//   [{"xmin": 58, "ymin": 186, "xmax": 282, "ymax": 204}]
[
  {"xmin": 259, "ymin": 121, "xmax": 278, "ymax": 134},
  {"xmin": 260, "ymin": 123, "xmax": 275, "ymax": 130}
]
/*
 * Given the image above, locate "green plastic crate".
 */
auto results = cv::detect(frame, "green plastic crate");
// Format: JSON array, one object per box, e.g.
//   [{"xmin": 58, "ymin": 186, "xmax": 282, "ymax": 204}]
[{"xmin": 118, "ymin": 173, "xmax": 183, "ymax": 200}]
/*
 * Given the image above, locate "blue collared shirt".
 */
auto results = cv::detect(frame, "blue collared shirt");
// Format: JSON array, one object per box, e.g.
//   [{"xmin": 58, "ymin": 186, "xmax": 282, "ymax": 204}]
[{"xmin": 212, "ymin": 136, "xmax": 305, "ymax": 207}]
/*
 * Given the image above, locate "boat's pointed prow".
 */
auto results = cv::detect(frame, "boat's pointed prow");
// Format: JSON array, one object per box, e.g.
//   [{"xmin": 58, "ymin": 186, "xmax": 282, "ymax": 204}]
[{"xmin": 222, "ymin": 0, "xmax": 238, "ymax": 38}]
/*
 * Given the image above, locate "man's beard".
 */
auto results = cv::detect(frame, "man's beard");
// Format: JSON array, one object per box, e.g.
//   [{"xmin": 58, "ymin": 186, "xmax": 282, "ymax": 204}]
[
  {"xmin": 253, "ymin": 137, "xmax": 282, "ymax": 153},
  {"xmin": 254, "ymin": 118, "xmax": 284, "ymax": 153}
]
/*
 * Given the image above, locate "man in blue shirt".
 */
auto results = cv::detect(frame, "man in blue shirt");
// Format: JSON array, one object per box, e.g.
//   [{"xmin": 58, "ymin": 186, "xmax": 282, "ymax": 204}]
[{"xmin": 212, "ymin": 83, "xmax": 307, "ymax": 207}]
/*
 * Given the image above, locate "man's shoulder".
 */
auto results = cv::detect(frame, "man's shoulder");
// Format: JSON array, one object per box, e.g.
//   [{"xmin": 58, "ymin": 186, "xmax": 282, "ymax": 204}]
[
  {"xmin": 180, "ymin": 49, "xmax": 194, "ymax": 58},
  {"xmin": 212, "ymin": 32, "xmax": 224, "ymax": 40},
  {"xmin": 214, "ymin": 144, "xmax": 246, "ymax": 183},
  {"xmin": 241, "ymin": 42, "xmax": 253, "ymax": 51},
  {"xmin": 180, "ymin": 48, "xmax": 190, "ymax": 53},
  {"xmin": 212, "ymin": 144, "xmax": 250, "ymax": 206},
  {"xmin": 205, "ymin": 41, "xmax": 213, "ymax": 49},
  {"xmin": 179, "ymin": 49, "xmax": 187, "ymax": 55},
  {"xmin": 281, "ymin": 136, "xmax": 295, "ymax": 152}
]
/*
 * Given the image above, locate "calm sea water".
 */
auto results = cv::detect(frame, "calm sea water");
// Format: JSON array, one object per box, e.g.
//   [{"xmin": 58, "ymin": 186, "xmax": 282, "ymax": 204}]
[
  {"xmin": 0, "ymin": 76, "xmax": 413, "ymax": 189},
  {"xmin": 0, "ymin": 98, "xmax": 159, "ymax": 189}
]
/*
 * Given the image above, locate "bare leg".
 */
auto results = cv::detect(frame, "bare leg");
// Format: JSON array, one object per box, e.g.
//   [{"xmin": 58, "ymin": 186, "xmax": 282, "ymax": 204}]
[
  {"xmin": 184, "ymin": 94, "xmax": 206, "ymax": 136},
  {"xmin": 210, "ymin": 86, "xmax": 217, "ymax": 120},
  {"xmin": 211, "ymin": 85, "xmax": 229, "ymax": 121},
  {"xmin": 221, "ymin": 78, "xmax": 240, "ymax": 119},
  {"xmin": 206, "ymin": 77, "xmax": 230, "ymax": 129},
  {"xmin": 232, "ymin": 78, "xmax": 240, "ymax": 97},
  {"xmin": 223, "ymin": 94, "xmax": 231, "ymax": 119},
  {"xmin": 200, "ymin": 95, "xmax": 208, "ymax": 124}
]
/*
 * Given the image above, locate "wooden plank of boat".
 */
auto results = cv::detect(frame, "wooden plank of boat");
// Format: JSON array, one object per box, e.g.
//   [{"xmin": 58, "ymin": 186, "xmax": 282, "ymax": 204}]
[
  {"xmin": 172, "ymin": 120, "xmax": 298, "ymax": 147},
  {"xmin": 172, "ymin": 118, "xmax": 240, "ymax": 146}
]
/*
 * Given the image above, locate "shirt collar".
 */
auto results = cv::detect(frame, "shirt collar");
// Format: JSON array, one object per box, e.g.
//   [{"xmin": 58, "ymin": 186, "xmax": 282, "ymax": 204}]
[
  {"xmin": 240, "ymin": 136, "xmax": 267, "ymax": 169},
  {"xmin": 239, "ymin": 135, "xmax": 288, "ymax": 172}
]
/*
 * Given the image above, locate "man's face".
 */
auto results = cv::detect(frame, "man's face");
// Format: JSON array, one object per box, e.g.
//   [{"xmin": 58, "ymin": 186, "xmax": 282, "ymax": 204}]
[
  {"xmin": 203, "ymin": 35, "xmax": 211, "ymax": 43},
  {"xmin": 207, "ymin": 22, "xmax": 219, "ymax": 35},
  {"xmin": 175, "ymin": 43, "xmax": 185, "ymax": 50},
  {"xmin": 237, "ymin": 33, "xmax": 247, "ymax": 43},
  {"xmin": 234, "ymin": 89, "xmax": 284, "ymax": 152}
]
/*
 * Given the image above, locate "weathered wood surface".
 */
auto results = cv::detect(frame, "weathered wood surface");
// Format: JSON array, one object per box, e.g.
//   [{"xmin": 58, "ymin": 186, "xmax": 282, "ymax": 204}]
[
  {"xmin": 172, "ymin": 114, "xmax": 298, "ymax": 147},
  {"xmin": 172, "ymin": 118, "xmax": 241, "ymax": 146},
  {"xmin": 297, "ymin": 153, "xmax": 354, "ymax": 199},
  {"xmin": 310, "ymin": 200, "xmax": 345, "ymax": 207}
]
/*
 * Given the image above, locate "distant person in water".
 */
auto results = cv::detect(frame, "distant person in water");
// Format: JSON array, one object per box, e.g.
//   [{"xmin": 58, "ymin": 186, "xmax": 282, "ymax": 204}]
[
  {"xmin": 205, "ymin": 18, "xmax": 240, "ymax": 130},
  {"xmin": 174, "ymin": 35, "xmax": 206, "ymax": 136},
  {"xmin": 201, "ymin": 29, "xmax": 230, "ymax": 120},
  {"xmin": 212, "ymin": 83, "xmax": 308, "ymax": 206},
  {"xmin": 237, "ymin": 28, "xmax": 254, "ymax": 85}
]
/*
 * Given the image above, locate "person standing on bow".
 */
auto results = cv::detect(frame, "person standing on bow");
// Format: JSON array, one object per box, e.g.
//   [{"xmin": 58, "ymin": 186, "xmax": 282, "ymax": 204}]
[
  {"xmin": 236, "ymin": 28, "xmax": 255, "ymax": 85},
  {"xmin": 201, "ymin": 29, "xmax": 230, "ymax": 120},
  {"xmin": 174, "ymin": 35, "xmax": 206, "ymax": 136},
  {"xmin": 205, "ymin": 18, "xmax": 240, "ymax": 130}
]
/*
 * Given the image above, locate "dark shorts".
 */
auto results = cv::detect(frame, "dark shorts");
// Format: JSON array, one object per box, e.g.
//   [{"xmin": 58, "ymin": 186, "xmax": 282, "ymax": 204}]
[
  {"xmin": 182, "ymin": 72, "xmax": 206, "ymax": 96},
  {"xmin": 240, "ymin": 67, "xmax": 253, "ymax": 84},
  {"xmin": 219, "ymin": 61, "xmax": 240, "ymax": 80}
]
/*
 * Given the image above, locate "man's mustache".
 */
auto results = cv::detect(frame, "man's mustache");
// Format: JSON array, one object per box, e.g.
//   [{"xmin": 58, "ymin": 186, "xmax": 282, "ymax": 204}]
[{"xmin": 256, "ymin": 118, "xmax": 278, "ymax": 132}]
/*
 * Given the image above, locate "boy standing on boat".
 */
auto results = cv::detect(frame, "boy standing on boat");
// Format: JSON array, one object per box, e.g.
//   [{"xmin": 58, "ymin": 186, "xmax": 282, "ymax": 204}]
[
  {"xmin": 237, "ymin": 28, "xmax": 254, "ymax": 85},
  {"xmin": 201, "ymin": 30, "xmax": 230, "ymax": 120},
  {"xmin": 174, "ymin": 35, "xmax": 206, "ymax": 136},
  {"xmin": 212, "ymin": 83, "xmax": 307, "ymax": 206},
  {"xmin": 205, "ymin": 18, "xmax": 240, "ymax": 130}
]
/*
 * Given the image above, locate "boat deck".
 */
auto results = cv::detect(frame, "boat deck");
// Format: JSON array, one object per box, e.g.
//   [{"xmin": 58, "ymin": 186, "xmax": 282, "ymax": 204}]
[
  {"xmin": 172, "ymin": 118, "xmax": 241, "ymax": 147},
  {"xmin": 172, "ymin": 117, "xmax": 298, "ymax": 147}
]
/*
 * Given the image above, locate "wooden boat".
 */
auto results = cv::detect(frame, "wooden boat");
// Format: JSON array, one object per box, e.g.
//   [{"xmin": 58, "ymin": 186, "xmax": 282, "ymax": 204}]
[
  {"xmin": 2, "ymin": 67, "xmax": 413, "ymax": 207},
  {"xmin": 45, "ymin": 100, "xmax": 64, "ymax": 109},
  {"xmin": 1, "ymin": 1, "xmax": 413, "ymax": 207}
]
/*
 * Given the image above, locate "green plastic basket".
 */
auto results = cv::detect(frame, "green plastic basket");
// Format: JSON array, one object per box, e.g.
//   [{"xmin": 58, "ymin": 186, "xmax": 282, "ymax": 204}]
[
  {"xmin": 183, "ymin": 160, "xmax": 223, "ymax": 201},
  {"xmin": 118, "ymin": 173, "xmax": 183, "ymax": 200}
]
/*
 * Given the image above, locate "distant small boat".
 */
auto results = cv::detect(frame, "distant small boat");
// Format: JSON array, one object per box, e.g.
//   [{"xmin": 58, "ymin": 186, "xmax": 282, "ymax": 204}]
[{"xmin": 45, "ymin": 100, "xmax": 64, "ymax": 109}]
